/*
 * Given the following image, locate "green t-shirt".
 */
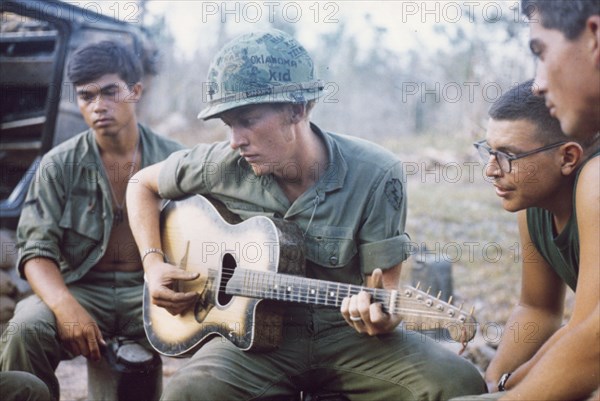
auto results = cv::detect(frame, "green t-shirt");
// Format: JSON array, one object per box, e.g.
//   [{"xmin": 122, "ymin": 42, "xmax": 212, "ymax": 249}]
[{"xmin": 526, "ymin": 150, "xmax": 599, "ymax": 291}]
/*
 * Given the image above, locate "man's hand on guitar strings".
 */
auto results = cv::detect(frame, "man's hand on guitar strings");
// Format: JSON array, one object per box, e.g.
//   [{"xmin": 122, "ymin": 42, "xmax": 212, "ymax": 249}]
[
  {"xmin": 340, "ymin": 268, "xmax": 403, "ymax": 335},
  {"xmin": 146, "ymin": 261, "xmax": 200, "ymax": 316}
]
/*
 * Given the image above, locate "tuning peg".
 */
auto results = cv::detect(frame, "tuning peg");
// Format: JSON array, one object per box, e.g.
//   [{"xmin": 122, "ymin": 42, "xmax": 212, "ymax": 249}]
[
  {"xmin": 470, "ymin": 306, "xmax": 475, "ymax": 316},
  {"xmin": 447, "ymin": 296, "xmax": 453, "ymax": 305},
  {"xmin": 459, "ymin": 303, "xmax": 464, "ymax": 311},
  {"xmin": 436, "ymin": 291, "xmax": 442, "ymax": 299},
  {"xmin": 426, "ymin": 286, "xmax": 431, "ymax": 295},
  {"xmin": 415, "ymin": 282, "xmax": 421, "ymax": 290}
]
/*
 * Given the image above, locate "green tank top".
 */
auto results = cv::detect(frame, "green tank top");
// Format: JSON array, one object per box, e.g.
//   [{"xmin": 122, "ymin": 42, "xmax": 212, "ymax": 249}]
[{"xmin": 526, "ymin": 149, "xmax": 599, "ymax": 291}]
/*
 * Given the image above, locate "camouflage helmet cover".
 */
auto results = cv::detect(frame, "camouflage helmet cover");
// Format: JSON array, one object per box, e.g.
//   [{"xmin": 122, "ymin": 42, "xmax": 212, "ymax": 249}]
[{"xmin": 197, "ymin": 29, "xmax": 323, "ymax": 120}]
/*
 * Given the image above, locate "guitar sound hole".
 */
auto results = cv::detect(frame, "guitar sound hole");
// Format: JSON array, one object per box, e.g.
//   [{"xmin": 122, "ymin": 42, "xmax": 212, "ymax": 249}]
[{"xmin": 218, "ymin": 253, "xmax": 236, "ymax": 306}]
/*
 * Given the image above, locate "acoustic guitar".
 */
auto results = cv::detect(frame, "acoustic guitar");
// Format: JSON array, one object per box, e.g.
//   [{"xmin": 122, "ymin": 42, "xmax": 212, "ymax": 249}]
[{"xmin": 143, "ymin": 195, "xmax": 477, "ymax": 357}]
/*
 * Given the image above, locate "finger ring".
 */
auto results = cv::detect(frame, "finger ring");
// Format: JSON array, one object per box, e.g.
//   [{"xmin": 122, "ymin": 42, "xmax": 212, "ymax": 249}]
[{"xmin": 350, "ymin": 315, "xmax": 362, "ymax": 322}]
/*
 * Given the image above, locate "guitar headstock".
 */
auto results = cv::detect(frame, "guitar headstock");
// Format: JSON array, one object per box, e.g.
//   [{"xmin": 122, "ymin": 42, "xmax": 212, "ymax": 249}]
[{"xmin": 395, "ymin": 284, "xmax": 477, "ymax": 343}]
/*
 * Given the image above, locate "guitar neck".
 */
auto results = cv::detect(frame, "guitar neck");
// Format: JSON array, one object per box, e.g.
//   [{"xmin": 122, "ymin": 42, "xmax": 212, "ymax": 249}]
[
  {"xmin": 226, "ymin": 268, "xmax": 477, "ymax": 342},
  {"xmin": 227, "ymin": 267, "xmax": 396, "ymax": 312}
]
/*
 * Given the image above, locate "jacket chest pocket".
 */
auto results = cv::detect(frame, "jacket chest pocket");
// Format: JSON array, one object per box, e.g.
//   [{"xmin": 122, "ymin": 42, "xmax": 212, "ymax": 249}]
[
  {"xmin": 59, "ymin": 193, "xmax": 103, "ymax": 252},
  {"xmin": 305, "ymin": 225, "xmax": 357, "ymax": 268}
]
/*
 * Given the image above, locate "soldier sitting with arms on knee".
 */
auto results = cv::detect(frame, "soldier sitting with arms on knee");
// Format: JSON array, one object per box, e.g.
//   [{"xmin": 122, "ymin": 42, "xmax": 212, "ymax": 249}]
[{"xmin": 0, "ymin": 41, "xmax": 183, "ymax": 401}]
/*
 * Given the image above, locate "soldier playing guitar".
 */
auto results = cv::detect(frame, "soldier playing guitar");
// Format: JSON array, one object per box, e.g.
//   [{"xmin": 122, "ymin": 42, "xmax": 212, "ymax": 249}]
[{"xmin": 127, "ymin": 29, "xmax": 485, "ymax": 401}]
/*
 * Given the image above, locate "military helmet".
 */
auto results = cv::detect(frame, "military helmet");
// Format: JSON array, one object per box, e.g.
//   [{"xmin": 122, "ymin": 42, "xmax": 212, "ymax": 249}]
[{"xmin": 197, "ymin": 29, "xmax": 323, "ymax": 120}]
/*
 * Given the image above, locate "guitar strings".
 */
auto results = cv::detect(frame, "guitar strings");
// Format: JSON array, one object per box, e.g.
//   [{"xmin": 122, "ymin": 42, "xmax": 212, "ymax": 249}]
[
  {"xmin": 199, "ymin": 267, "xmax": 457, "ymax": 309},
  {"xmin": 175, "ymin": 265, "xmax": 472, "ymax": 319}
]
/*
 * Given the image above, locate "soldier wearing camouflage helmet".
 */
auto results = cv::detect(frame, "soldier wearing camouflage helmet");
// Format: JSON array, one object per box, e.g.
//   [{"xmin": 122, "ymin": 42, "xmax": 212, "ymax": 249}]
[
  {"xmin": 198, "ymin": 30, "xmax": 323, "ymax": 119},
  {"xmin": 127, "ymin": 29, "xmax": 485, "ymax": 400}
]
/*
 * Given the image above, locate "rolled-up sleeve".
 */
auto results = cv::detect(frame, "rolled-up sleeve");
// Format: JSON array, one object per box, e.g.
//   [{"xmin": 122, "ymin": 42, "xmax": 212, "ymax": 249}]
[
  {"xmin": 157, "ymin": 149, "xmax": 189, "ymax": 199},
  {"xmin": 359, "ymin": 233, "xmax": 412, "ymax": 274},
  {"xmin": 358, "ymin": 162, "xmax": 411, "ymax": 274},
  {"xmin": 16, "ymin": 156, "xmax": 65, "ymax": 278},
  {"xmin": 158, "ymin": 145, "xmax": 221, "ymax": 200}
]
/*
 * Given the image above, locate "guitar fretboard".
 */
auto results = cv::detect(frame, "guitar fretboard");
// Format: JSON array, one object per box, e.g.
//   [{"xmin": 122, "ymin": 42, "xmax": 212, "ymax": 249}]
[{"xmin": 227, "ymin": 268, "xmax": 399, "ymax": 313}]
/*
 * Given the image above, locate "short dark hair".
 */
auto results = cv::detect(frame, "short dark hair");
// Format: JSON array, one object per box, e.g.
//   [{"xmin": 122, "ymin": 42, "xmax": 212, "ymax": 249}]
[
  {"xmin": 522, "ymin": 0, "xmax": 600, "ymax": 40},
  {"xmin": 489, "ymin": 80, "xmax": 565, "ymax": 144},
  {"xmin": 67, "ymin": 41, "xmax": 143, "ymax": 86}
]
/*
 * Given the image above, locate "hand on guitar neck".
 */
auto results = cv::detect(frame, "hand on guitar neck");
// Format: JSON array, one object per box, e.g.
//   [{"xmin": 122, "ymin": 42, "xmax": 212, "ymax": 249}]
[
  {"xmin": 341, "ymin": 268, "xmax": 403, "ymax": 336},
  {"xmin": 144, "ymin": 254, "xmax": 200, "ymax": 316}
]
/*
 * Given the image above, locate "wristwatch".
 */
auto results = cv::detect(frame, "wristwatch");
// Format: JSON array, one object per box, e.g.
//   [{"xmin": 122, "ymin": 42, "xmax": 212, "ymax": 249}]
[{"xmin": 497, "ymin": 372, "xmax": 512, "ymax": 391}]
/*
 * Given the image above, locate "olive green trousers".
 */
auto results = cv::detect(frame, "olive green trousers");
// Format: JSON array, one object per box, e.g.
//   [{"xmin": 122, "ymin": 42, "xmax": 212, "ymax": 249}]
[
  {"xmin": 162, "ymin": 306, "xmax": 486, "ymax": 401},
  {"xmin": 0, "ymin": 270, "xmax": 147, "ymax": 401},
  {"xmin": 0, "ymin": 371, "xmax": 51, "ymax": 401}
]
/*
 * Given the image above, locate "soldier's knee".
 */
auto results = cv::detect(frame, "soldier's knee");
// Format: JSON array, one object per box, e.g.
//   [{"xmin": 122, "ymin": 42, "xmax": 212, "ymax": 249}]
[
  {"xmin": 1, "ymin": 318, "xmax": 58, "ymax": 365},
  {"xmin": 161, "ymin": 371, "xmax": 232, "ymax": 401},
  {"xmin": 0, "ymin": 371, "xmax": 51, "ymax": 401}
]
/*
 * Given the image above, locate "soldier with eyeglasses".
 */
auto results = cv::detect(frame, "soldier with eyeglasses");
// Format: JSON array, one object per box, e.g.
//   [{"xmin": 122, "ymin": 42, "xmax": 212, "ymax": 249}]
[
  {"xmin": 460, "ymin": 3, "xmax": 600, "ymax": 398},
  {"xmin": 504, "ymin": 0, "xmax": 599, "ymax": 399},
  {"xmin": 452, "ymin": 79, "xmax": 599, "ymax": 401}
]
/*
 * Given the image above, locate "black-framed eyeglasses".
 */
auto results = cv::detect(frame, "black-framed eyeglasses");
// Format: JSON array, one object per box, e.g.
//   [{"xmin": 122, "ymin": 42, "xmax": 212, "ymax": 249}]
[{"xmin": 473, "ymin": 140, "xmax": 566, "ymax": 173}]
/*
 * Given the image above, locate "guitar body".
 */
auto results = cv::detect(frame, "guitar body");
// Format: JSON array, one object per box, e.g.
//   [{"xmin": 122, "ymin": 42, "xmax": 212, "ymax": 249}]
[
  {"xmin": 145, "ymin": 196, "xmax": 478, "ymax": 356},
  {"xmin": 143, "ymin": 195, "xmax": 306, "ymax": 356}
]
